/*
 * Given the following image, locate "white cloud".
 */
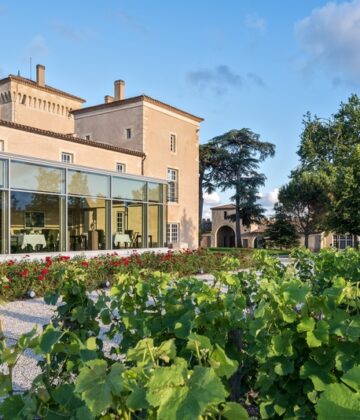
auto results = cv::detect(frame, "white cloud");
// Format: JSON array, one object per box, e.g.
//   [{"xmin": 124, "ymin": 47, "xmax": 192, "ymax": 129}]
[
  {"xmin": 203, "ymin": 209, "xmax": 212, "ymax": 220},
  {"xmin": 295, "ymin": 0, "xmax": 360, "ymax": 84},
  {"xmin": 203, "ymin": 191, "xmax": 221, "ymax": 206},
  {"xmin": 259, "ymin": 188, "xmax": 279, "ymax": 209},
  {"xmin": 245, "ymin": 14, "xmax": 266, "ymax": 31}
]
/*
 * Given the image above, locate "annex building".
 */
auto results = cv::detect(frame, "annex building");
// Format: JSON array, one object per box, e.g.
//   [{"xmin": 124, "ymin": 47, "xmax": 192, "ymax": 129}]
[{"xmin": 0, "ymin": 65, "xmax": 202, "ymax": 255}]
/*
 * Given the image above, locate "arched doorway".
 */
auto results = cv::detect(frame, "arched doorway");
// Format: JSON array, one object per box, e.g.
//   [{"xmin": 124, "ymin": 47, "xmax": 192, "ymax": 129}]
[{"xmin": 216, "ymin": 226, "xmax": 235, "ymax": 247}]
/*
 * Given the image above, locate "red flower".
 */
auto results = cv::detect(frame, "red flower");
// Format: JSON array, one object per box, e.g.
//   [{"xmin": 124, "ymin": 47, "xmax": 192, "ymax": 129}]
[
  {"xmin": 41, "ymin": 268, "xmax": 49, "ymax": 275},
  {"xmin": 60, "ymin": 255, "xmax": 70, "ymax": 261},
  {"xmin": 81, "ymin": 261, "xmax": 89, "ymax": 267},
  {"xmin": 21, "ymin": 269, "xmax": 29, "ymax": 277},
  {"xmin": 4, "ymin": 285, "xmax": 10, "ymax": 289},
  {"xmin": 38, "ymin": 275, "xmax": 45, "ymax": 281}
]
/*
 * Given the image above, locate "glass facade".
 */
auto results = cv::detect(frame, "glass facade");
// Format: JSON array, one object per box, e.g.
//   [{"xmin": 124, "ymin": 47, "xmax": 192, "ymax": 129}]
[{"xmin": 1, "ymin": 157, "xmax": 166, "ymax": 254}]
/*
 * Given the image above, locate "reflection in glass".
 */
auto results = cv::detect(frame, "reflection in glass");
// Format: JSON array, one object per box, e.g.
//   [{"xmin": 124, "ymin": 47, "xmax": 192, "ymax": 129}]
[
  {"xmin": 0, "ymin": 191, "xmax": 8, "ymax": 253},
  {"xmin": 11, "ymin": 161, "xmax": 64, "ymax": 193},
  {"xmin": 0, "ymin": 160, "xmax": 7, "ymax": 188},
  {"xmin": 68, "ymin": 196, "xmax": 108, "ymax": 251},
  {"xmin": 10, "ymin": 191, "xmax": 62, "ymax": 253},
  {"xmin": 112, "ymin": 178, "xmax": 145, "ymax": 201},
  {"xmin": 148, "ymin": 182, "xmax": 162, "ymax": 202},
  {"xmin": 112, "ymin": 200, "xmax": 144, "ymax": 248},
  {"xmin": 67, "ymin": 170, "xmax": 110, "ymax": 198},
  {"xmin": 149, "ymin": 204, "xmax": 163, "ymax": 248}
]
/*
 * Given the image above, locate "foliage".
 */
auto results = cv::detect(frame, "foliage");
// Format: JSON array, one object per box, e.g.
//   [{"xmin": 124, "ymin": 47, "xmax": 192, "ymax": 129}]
[
  {"xmin": 278, "ymin": 171, "xmax": 330, "ymax": 248},
  {"xmin": 265, "ymin": 204, "xmax": 300, "ymax": 249},
  {"xmin": 1, "ymin": 249, "xmax": 360, "ymax": 418},
  {"xmin": 204, "ymin": 129, "xmax": 275, "ymax": 248},
  {"xmin": 0, "ymin": 250, "xmax": 253, "ymax": 300},
  {"xmin": 296, "ymin": 94, "xmax": 360, "ymax": 238}
]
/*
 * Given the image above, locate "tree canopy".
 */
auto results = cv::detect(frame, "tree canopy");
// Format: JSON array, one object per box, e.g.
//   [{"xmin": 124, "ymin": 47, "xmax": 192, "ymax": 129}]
[
  {"xmin": 201, "ymin": 129, "xmax": 275, "ymax": 247},
  {"xmin": 295, "ymin": 94, "xmax": 360, "ymax": 242}
]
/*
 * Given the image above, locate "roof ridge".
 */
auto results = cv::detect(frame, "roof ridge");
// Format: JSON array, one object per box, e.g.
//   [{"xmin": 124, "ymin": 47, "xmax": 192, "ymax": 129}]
[{"xmin": 72, "ymin": 94, "xmax": 203, "ymax": 122}]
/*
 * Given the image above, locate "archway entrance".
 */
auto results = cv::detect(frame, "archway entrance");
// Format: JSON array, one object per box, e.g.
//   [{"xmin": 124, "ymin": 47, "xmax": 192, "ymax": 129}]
[{"xmin": 217, "ymin": 226, "xmax": 235, "ymax": 247}]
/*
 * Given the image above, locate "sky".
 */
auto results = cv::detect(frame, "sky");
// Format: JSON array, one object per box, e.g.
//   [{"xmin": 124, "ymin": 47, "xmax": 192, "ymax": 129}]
[{"xmin": 1, "ymin": 0, "xmax": 360, "ymax": 219}]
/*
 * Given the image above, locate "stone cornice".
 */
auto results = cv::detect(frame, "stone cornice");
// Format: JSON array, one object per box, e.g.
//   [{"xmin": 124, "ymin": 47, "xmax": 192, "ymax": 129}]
[{"xmin": 0, "ymin": 75, "xmax": 86, "ymax": 103}]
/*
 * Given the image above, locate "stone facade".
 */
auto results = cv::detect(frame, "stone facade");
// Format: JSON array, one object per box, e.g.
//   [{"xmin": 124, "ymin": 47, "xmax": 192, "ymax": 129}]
[
  {"xmin": 0, "ymin": 64, "xmax": 202, "ymax": 250},
  {"xmin": 210, "ymin": 204, "xmax": 265, "ymax": 248}
]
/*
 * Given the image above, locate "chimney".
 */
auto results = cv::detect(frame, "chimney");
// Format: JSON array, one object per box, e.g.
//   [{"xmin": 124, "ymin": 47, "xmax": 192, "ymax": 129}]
[
  {"xmin": 114, "ymin": 80, "xmax": 125, "ymax": 101},
  {"xmin": 104, "ymin": 95, "xmax": 114, "ymax": 104},
  {"xmin": 36, "ymin": 64, "xmax": 45, "ymax": 87}
]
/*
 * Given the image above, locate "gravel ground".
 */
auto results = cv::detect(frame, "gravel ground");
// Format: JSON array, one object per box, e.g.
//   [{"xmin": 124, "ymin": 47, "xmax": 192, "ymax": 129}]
[{"xmin": 0, "ymin": 274, "xmax": 218, "ymax": 393}]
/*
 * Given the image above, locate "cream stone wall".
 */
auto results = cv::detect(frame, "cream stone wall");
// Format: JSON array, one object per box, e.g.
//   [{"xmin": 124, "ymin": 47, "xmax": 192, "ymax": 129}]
[
  {"xmin": 143, "ymin": 104, "xmax": 199, "ymax": 248},
  {"xmin": 74, "ymin": 104, "xmax": 144, "ymax": 152},
  {"xmin": 0, "ymin": 125, "xmax": 142, "ymax": 175},
  {"xmin": 73, "ymin": 98, "xmax": 201, "ymax": 248},
  {"xmin": 0, "ymin": 79, "xmax": 83, "ymax": 134}
]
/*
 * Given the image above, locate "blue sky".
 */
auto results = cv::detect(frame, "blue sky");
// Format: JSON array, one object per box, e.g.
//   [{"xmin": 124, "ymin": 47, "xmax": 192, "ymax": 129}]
[{"xmin": 1, "ymin": 0, "xmax": 360, "ymax": 218}]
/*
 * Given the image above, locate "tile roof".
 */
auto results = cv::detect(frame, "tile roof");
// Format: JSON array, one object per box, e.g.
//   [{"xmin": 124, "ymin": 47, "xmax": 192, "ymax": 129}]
[
  {"xmin": 71, "ymin": 95, "xmax": 204, "ymax": 122},
  {"xmin": 0, "ymin": 119, "xmax": 145, "ymax": 157},
  {"xmin": 210, "ymin": 204, "xmax": 236, "ymax": 210}
]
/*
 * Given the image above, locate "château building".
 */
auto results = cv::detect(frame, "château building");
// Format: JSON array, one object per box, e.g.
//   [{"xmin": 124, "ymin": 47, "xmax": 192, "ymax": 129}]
[{"xmin": 0, "ymin": 64, "xmax": 202, "ymax": 255}]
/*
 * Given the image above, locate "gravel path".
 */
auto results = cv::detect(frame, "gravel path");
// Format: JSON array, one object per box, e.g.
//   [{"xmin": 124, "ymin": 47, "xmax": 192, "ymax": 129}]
[
  {"xmin": 0, "ymin": 274, "xmax": 218, "ymax": 393},
  {"xmin": 0, "ymin": 297, "xmax": 55, "ymax": 392}
]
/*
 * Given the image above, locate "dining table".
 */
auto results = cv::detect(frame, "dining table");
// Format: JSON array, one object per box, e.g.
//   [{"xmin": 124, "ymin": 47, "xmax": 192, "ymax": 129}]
[{"xmin": 19, "ymin": 233, "xmax": 47, "ymax": 250}]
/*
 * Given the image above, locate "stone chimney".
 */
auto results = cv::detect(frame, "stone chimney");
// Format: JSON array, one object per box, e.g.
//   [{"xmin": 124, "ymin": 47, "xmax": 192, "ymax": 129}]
[
  {"xmin": 114, "ymin": 80, "xmax": 125, "ymax": 101},
  {"xmin": 104, "ymin": 95, "xmax": 114, "ymax": 104},
  {"xmin": 36, "ymin": 64, "xmax": 45, "ymax": 87}
]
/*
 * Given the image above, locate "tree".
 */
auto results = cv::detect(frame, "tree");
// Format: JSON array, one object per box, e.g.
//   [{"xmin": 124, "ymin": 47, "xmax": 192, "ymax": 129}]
[
  {"xmin": 297, "ymin": 94, "xmax": 360, "ymax": 243},
  {"xmin": 278, "ymin": 171, "xmax": 330, "ymax": 248},
  {"xmin": 199, "ymin": 143, "xmax": 221, "ymax": 238},
  {"xmin": 207, "ymin": 129, "xmax": 275, "ymax": 247},
  {"xmin": 265, "ymin": 204, "xmax": 300, "ymax": 249}
]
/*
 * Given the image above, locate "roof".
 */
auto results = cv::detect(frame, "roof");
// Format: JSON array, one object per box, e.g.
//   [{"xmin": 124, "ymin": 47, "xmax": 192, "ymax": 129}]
[
  {"xmin": 71, "ymin": 94, "xmax": 204, "ymax": 122},
  {"xmin": 0, "ymin": 75, "xmax": 85, "ymax": 103},
  {"xmin": 210, "ymin": 204, "xmax": 236, "ymax": 210},
  {"xmin": 0, "ymin": 119, "xmax": 145, "ymax": 158}
]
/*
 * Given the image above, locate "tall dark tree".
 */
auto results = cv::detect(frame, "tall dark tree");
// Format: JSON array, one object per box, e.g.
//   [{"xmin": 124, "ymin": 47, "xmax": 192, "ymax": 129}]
[
  {"xmin": 278, "ymin": 171, "xmax": 330, "ymax": 248},
  {"xmin": 207, "ymin": 129, "xmax": 275, "ymax": 247},
  {"xmin": 199, "ymin": 143, "xmax": 221, "ymax": 236},
  {"xmin": 265, "ymin": 204, "xmax": 300, "ymax": 249}
]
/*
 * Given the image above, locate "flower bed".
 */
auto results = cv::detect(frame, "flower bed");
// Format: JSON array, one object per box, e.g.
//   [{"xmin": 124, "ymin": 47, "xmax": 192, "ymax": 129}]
[{"xmin": 0, "ymin": 249, "xmax": 253, "ymax": 300}]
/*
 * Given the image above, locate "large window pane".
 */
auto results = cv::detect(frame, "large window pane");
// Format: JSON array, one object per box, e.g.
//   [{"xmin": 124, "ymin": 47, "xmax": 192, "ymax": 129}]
[
  {"xmin": 112, "ymin": 200, "xmax": 144, "ymax": 248},
  {"xmin": 11, "ymin": 161, "xmax": 64, "ymax": 193},
  {"xmin": 0, "ymin": 160, "xmax": 7, "ymax": 188},
  {"xmin": 148, "ymin": 182, "xmax": 162, "ymax": 203},
  {"xmin": 0, "ymin": 191, "xmax": 8, "ymax": 253},
  {"xmin": 112, "ymin": 178, "xmax": 145, "ymax": 201},
  {"xmin": 149, "ymin": 204, "xmax": 163, "ymax": 248},
  {"xmin": 10, "ymin": 191, "xmax": 62, "ymax": 253},
  {"xmin": 68, "ymin": 196, "xmax": 108, "ymax": 251},
  {"xmin": 67, "ymin": 170, "xmax": 110, "ymax": 198}
]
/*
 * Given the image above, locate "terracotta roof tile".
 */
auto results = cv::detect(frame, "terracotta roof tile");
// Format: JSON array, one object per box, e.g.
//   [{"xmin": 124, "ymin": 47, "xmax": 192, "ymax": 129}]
[
  {"xmin": 0, "ymin": 119, "xmax": 145, "ymax": 157},
  {"xmin": 72, "ymin": 95, "xmax": 203, "ymax": 122}
]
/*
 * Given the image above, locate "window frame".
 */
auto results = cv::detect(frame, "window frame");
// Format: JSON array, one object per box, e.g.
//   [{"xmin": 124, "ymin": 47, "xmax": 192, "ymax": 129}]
[
  {"xmin": 167, "ymin": 223, "xmax": 179, "ymax": 244},
  {"xmin": 116, "ymin": 163, "xmax": 126, "ymax": 174},
  {"xmin": 170, "ymin": 133, "xmax": 177, "ymax": 153},
  {"xmin": 167, "ymin": 168, "xmax": 178, "ymax": 203},
  {"xmin": 126, "ymin": 128, "xmax": 132, "ymax": 140},
  {"xmin": 61, "ymin": 152, "xmax": 74, "ymax": 164}
]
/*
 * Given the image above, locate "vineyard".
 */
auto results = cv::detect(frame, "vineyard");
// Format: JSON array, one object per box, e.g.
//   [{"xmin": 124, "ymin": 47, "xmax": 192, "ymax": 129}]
[{"xmin": 0, "ymin": 248, "xmax": 360, "ymax": 419}]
